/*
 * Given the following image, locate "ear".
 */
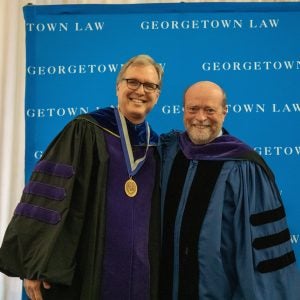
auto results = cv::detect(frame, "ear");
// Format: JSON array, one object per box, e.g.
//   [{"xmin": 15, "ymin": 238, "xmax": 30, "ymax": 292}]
[
  {"xmin": 154, "ymin": 94, "xmax": 159, "ymax": 105},
  {"xmin": 155, "ymin": 90, "xmax": 160, "ymax": 103},
  {"xmin": 223, "ymin": 106, "xmax": 228, "ymax": 116}
]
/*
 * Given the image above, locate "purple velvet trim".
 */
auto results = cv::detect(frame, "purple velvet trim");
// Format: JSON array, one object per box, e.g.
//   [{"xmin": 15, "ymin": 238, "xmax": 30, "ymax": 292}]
[
  {"xmin": 34, "ymin": 160, "xmax": 74, "ymax": 178},
  {"xmin": 179, "ymin": 131, "xmax": 253, "ymax": 160},
  {"xmin": 24, "ymin": 181, "xmax": 66, "ymax": 201},
  {"xmin": 101, "ymin": 133, "xmax": 154, "ymax": 299},
  {"xmin": 14, "ymin": 202, "xmax": 61, "ymax": 225}
]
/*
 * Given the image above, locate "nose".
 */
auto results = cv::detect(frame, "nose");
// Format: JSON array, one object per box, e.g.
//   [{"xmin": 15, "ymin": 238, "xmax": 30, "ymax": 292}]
[
  {"xmin": 135, "ymin": 84, "xmax": 146, "ymax": 94},
  {"xmin": 195, "ymin": 109, "xmax": 207, "ymax": 120}
]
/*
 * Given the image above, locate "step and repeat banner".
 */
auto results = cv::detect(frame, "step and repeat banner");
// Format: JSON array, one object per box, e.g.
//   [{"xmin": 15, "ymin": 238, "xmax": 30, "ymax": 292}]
[{"xmin": 24, "ymin": 1, "xmax": 300, "ymax": 268}]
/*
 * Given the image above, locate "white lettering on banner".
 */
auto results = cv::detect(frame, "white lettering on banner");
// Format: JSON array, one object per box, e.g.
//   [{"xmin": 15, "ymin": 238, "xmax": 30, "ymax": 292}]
[
  {"xmin": 26, "ymin": 107, "xmax": 89, "ymax": 118},
  {"xmin": 254, "ymin": 146, "xmax": 300, "ymax": 156},
  {"xmin": 27, "ymin": 64, "xmax": 119, "ymax": 75},
  {"xmin": 201, "ymin": 60, "xmax": 300, "ymax": 72},
  {"xmin": 162, "ymin": 104, "xmax": 300, "ymax": 114},
  {"xmin": 75, "ymin": 22, "xmax": 104, "ymax": 31},
  {"xmin": 26, "ymin": 103, "xmax": 299, "ymax": 119},
  {"xmin": 291, "ymin": 235, "xmax": 300, "ymax": 244},
  {"xmin": 26, "ymin": 22, "xmax": 69, "ymax": 32},
  {"xmin": 141, "ymin": 19, "xmax": 243, "ymax": 30},
  {"xmin": 26, "ymin": 105, "xmax": 116, "ymax": 119},
  {"xmin": 26, "ymin": 63, "xmax": 166, "ymax": 76},
  {"xmin": 140, "ymin": 19, "xmax": 279, "ymax": 30},
  {"xmin": 227, "ymin": 104, "xmax": 265, "ymax": 113},
  {"xmin": 249, "ymin": 18, "xmax": 279, "ymax": 29},
  {"xmin": 162, "ymin": 105, "xmax": 183, "ymax": 114},
  {"xmin": 272, "ymin": 103, "xmax": 300, "ymax": 112},
  {"xmin": 34, "ymin": 151, "xmax": 43, "ymax": 160},
  {"xmin": 26, "ymin": 22, "xmax": 105, "ymax": 32}
]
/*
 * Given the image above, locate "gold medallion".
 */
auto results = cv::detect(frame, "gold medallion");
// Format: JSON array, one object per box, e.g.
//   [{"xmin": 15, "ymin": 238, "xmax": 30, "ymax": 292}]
[{"xmin": 124, "ymin": 178, "xmax": 138, "ymax": 198}]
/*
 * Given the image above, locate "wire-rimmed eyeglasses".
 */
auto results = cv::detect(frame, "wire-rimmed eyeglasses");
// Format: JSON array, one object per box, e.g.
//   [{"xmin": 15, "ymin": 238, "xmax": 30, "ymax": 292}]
[{"xmin": 122, "ymin": 78, "xmax": 160, "ymax": 93}]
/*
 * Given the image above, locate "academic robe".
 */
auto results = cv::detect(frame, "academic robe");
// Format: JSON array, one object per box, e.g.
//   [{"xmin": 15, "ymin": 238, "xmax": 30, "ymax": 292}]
[
  {"xmin": 0, "ymin": 107, "xmax": 161, "ymax": 300},
  {"xmin": 159, "ymin": 130, "xmax": 300, "ymax": 300}
]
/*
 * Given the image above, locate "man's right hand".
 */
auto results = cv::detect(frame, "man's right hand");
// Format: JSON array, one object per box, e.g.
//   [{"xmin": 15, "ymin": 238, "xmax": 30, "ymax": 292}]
[{"xmin": 24, "ymin": 279, "xmax": 51, "ymax": 300}]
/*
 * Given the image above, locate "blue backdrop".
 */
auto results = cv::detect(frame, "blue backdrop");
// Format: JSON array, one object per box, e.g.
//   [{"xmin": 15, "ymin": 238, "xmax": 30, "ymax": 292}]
[{"xmin": 22, "ymin": 2, "xmax": 300, "ymax": 292}]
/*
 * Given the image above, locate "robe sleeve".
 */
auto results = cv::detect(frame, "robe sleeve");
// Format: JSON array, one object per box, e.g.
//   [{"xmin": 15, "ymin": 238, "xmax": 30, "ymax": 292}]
[
  {"xmin": 0, "ymin": 117, "xmax": 108, "ymax": 286},
  {"xmin": 229, "ymin": 161, "xmax": 300, "ymax": 299}
]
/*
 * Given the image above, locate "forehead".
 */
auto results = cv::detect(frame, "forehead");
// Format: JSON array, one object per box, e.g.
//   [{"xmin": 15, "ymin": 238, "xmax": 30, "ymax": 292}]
[
  {"xmin": 185, "ymin": 88, "xmax": 223, "ymax": 107},
  {"xmin": 124, "ymin": 64, "xmax": 159, "ymax": 81}
]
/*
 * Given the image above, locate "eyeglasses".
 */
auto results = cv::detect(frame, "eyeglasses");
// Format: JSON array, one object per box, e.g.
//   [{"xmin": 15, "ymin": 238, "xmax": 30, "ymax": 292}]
[{"xmin": 122, "ymin": 78, "xmax": 160, "ymax": 93}]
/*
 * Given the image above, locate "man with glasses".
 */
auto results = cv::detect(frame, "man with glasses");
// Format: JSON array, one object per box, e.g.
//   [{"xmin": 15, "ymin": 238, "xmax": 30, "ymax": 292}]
[
  {"xmin": 159, "ymin": 80, "xmax": 300, "ymax": 299},
  {"xmin": 0, "ymin": 54, "xmax": 163, "ymax": 300}
]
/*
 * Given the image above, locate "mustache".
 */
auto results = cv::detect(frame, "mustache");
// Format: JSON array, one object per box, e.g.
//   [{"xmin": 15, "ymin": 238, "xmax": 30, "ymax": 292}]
[{"xmin": 191, "ymin": 121, "xmax": 211, "ymax": 126}]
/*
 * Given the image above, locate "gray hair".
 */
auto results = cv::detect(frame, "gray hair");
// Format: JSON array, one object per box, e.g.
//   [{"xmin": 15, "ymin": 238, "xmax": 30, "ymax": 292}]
[{"xmin": 116, "ymin": 54, "xmax": 164, "ymax": 88}]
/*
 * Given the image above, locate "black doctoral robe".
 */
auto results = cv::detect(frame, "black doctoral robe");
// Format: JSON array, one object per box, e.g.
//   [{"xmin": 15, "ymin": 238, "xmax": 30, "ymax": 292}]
[{"xmin": 0, "ymin": 111, "xmax": 161, "ymax": 299}]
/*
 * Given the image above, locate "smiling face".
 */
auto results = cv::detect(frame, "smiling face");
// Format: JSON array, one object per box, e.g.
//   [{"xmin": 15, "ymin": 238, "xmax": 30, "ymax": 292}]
[
  {"xmin": 183, "ymin": 81, "xmax": 227, "ymax": 145},
  {"xmin": 116, "ymin": 64, "xmax": 160, "ymax": 124}
]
